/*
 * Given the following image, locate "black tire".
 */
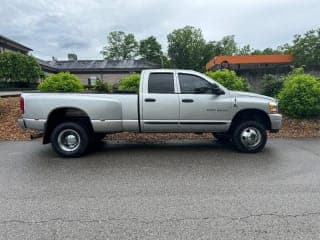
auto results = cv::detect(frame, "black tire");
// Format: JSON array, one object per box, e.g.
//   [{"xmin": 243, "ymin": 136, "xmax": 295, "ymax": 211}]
[
  {"xmin": 212, "ymin": 133, "xmax": 231, "ymax": 142},
  {"xmin": 232, "ymin": 121, "xmax": 267, "ymax": 153},
  {"xmin": 50, "ymin": 122, "xmax": 90, "ymax": 158}
]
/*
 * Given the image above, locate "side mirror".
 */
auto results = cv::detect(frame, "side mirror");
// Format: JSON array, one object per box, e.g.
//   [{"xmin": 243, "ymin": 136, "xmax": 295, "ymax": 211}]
[{"xmin": 211, "ymin": 85, "xmax": 225, "ymax": 95}]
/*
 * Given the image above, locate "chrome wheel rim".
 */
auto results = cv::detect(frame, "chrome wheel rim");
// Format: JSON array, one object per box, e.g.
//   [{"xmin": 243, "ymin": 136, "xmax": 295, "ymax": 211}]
[
  {"xmin": 57, "ymin": 129, "xmax": 81, "ymax": 152},
  {"xmin": 240, "ymin": 127, "xmax": 261, "ymax": 149}
]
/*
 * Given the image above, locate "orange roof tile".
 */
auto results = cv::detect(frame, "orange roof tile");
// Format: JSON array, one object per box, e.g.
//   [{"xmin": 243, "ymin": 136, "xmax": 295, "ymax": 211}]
[{"xmin": 206, "ymin": 54, "xmax": 294, "ymax": 70}]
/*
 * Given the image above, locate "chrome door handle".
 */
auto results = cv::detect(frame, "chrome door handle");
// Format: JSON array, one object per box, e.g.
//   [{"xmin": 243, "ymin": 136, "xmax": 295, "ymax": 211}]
[
  {"xmin": 144, "ymin": 98, "xmax": 156, "ymax": 102},
  {"xmin": 182, "ymin": 99, "xmax": 194, "ymax": 103}
]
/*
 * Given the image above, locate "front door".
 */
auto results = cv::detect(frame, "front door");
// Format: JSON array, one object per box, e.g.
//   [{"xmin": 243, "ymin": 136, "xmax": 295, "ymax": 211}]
[
  {"xmin": 177, "ymin": 73, "xmax": 232, "ymax": 132},
  {"xmin": 142, "ymin": 72, "xmax": 180, "ymax": 132}
]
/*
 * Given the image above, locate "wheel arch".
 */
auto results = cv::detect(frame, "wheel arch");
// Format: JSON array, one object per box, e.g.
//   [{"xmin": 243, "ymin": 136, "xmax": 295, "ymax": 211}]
[
  {"xmin": 230, "ymin": 109, "xmax": 271, "ymax": 132},
  {"xmin": 43, "ymin": 107, "xmax": 93, "ymax": 144}
]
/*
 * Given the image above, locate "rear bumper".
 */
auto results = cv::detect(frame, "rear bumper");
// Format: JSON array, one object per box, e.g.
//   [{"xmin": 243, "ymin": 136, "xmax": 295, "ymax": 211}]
[
  {"xmin": 269, "ymin": 113, "xmax": 282, "ymax": 131},
  {"xmin": 18, "ymin": 118, "xmax": 26, "ymax": 129},
  {"xmin": 18, "ymin": 118, "xmax": 46, "ymax": 131}
]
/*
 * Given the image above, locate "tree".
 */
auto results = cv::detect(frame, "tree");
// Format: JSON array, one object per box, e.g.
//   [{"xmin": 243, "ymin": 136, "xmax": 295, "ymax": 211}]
[
  {"xmin": 203, "ymin": 41, "xmax": 218, "ymax": 62},
  {"xmin": 0, "ymin": 51, "xmax": 41, "ymax": 87},
  {"xmin": 285, "ymin": 28, "xmax": 320, "ymax": 66},
  {"xmin": 251, "ymin": 47, "xmax": 283, "ymax": 55},
  {"xmin": 167, "ymin": 26, "xmax": 210, "ymax": 71},
  {"xmin": 238, "ymin": 44, "xmax": 253, "ymax": 55},
  {"xmin": 139, "ymin": 36, "xmax": 162, "ymax": 64},
  {"xmin": 161, "ymin": 54, "xmax": 173, "ymax": 68},
  {"xmin": 219, "ymin": 35, "xmax": 238, "ymax": 55},
  {"xmin": 207, "ymin": 35, "xmax": 239, "ymax": 57},
  {"xmin": 101, "ymin": 31, "xmax": 138, "ymax": 60}
]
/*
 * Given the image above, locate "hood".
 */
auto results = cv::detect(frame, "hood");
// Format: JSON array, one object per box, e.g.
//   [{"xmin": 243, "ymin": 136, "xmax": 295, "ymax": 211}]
[{"xmin": 231, "ymin": 91, "xmax": 276, "ymax": 102}]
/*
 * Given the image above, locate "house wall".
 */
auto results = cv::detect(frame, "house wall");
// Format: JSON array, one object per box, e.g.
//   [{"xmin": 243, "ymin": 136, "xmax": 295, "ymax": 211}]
[
  {"xmin": 235, "ymin": 66, "xmax": 291, "ymax": 93},
  {"xmin": 74, "ymin": 73, "xmax": 131, "ymax": 85},
  {"xmin": 0, "ymin": 46, "xmax": 12, "ymax": 53},
  {"xmin": 235, "ymin": 66, "xmax": 320, "ymax": 93},
  {"xmin": 0, "ymin": 44, "xmax": 28, "ymax": 54}
]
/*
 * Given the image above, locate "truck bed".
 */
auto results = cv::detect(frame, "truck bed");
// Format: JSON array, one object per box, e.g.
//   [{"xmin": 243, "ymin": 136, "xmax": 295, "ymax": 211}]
[{"xmin": 21, "ymin": 92, "xmax": 139, "ymax": 132}]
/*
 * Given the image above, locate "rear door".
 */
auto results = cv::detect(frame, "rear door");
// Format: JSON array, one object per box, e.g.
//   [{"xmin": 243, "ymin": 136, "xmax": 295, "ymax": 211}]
[{"xmin": 141, "ymin": 71, "xmax": 180, "ymax": 132}]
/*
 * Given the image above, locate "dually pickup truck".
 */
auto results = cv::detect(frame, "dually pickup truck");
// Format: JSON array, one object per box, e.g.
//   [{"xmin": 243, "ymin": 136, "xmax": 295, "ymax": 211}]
[{"xmin": 19, "ymin": 69, "xmax": 282, "ymax": 157}]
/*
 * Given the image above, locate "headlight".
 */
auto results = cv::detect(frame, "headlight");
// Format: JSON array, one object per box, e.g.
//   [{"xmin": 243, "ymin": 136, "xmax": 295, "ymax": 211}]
[{"xmin": 268, "ymin": 102, "xmax": 278, "ymax": 113}]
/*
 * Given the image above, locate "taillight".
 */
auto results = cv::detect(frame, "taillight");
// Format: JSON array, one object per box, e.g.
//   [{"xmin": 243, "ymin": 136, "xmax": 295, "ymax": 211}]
[{"xmin": 20, "ymin": 97, "xmax": 24, "ymax": 114}]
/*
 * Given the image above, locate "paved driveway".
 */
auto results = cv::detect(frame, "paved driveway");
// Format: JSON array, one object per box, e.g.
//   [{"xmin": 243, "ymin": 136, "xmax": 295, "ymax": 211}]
[{"xmin": 0, "ymin": 138, "xmax": 320, "ymax": 239}]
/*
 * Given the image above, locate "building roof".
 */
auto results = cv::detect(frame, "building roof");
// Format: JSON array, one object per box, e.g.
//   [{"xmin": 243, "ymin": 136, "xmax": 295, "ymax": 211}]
[
  {"xmin": 38, "ymin": 59, "xmax": 161, "ymax": 73},
  {"xmin": 0, "ymin": 35, "xmax": 32, "ymax": 53},
  {"xmin": 206, "ymin": 54, "xmax": 294, "ymax": 70}
]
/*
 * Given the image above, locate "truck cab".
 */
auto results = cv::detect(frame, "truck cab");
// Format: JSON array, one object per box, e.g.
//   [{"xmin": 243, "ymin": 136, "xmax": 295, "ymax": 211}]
[{"xmin": 140, "ymin": 69, "xmax": 232, "ymax": 132}]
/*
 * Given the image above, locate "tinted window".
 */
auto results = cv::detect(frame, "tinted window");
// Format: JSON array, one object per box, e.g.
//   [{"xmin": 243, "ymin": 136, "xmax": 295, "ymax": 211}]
[
  {"xmin": 179, "ymin": 74, "xmax": 212, "ymax": 94},
  {"xmin": 148, "ymin": 73, "xmax": 175, "ymax": 93}
]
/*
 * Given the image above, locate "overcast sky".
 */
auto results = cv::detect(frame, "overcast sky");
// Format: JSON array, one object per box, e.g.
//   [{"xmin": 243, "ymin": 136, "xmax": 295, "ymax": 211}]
[{"xmin": 1, "ymin": 0, "xmax": 319, "ymax": 60}]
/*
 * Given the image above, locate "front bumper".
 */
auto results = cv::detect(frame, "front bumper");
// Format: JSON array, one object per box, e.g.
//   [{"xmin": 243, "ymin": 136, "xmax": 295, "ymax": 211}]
[{"xmin": 269, "ymin": 113, "xmax": 282, "ymax": 131}]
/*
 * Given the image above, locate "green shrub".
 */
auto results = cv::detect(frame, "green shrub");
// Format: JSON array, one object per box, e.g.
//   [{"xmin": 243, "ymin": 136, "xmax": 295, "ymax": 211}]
[
  {"xmin": 0, "ymin": 51, "xmax": 41, "ymax": 87},
  {"xmin": 84, "ymin": 84, "xmax": 94, "ymax": 90},
  {"xmin": 38, "ymin": 72, "xmax": 84, "ymax": 92},
  {"xmin": 206, "ymin": 70, "xmax": 249, "ymax": 91},
  {"xmin": 93, "ymin": 79, "xmax": 114, "ymax": 93},
  {"xmin": 106, "ymin": 83, "xmax": 114, "ymax": 93},
  {"xmin": 119, "ymin": 73, "xmax": 140, "ymax": 92},
  {"xmin": 261, "ymin": 74, "xmax": 284, "ymax": 97},
  {"xmin": 278, "ymin": 70, "xmax": 320, "ymax": 118},
  {"xmin": 94, "ymin": 79, "xmax": 107, "ymax": 92}
]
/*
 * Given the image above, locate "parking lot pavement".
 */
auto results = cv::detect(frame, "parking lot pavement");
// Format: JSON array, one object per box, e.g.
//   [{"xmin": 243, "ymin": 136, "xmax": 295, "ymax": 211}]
[{"xmin": 0, "ymin": 138, "xmax": 320, "ymax": 239}]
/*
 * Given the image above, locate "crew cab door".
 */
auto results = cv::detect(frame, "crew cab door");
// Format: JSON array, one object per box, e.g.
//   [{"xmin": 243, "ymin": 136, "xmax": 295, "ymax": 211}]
[
  {"xmin": 141, "ymin": 71, "xmax": 180, "ymax": 132},
  {"xmin": 177, "ymin": 72, "xmax": 232, "ymax": 132}
]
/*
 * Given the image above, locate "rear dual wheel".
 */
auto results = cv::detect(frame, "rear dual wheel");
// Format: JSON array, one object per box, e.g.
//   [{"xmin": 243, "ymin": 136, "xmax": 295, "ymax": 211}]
[{"xmin": 51, "ymin": 122, "xmax": 90, "ymax": 158}]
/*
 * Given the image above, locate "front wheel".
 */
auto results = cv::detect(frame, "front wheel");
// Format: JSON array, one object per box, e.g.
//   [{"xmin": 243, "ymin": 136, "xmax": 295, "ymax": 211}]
[
  {"xmin": 232, "ymin": 121, "xmax": 267, "ymax": 153},
  {"xmin": 50, "ymin": 122, "xmax": 90, "ymax": 157}
]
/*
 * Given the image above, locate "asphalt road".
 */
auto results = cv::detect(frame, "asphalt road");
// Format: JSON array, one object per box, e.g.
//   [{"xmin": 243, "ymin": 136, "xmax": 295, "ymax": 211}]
[{"xmin": 0, "ymin": 138, "xmax": 320, "ymax": 240}]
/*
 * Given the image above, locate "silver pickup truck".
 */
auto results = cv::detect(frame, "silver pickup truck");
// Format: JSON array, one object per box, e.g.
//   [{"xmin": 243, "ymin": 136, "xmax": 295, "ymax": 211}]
[{"xmin": 19, "ymin": 69, "xmax": 282, "ymax": 157}]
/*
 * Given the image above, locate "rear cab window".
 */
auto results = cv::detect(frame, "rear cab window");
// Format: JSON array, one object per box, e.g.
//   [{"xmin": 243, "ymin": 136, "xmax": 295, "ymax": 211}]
[{"xmin": 148, "ymin": 73, "xmax": 175, "ymax": 93}]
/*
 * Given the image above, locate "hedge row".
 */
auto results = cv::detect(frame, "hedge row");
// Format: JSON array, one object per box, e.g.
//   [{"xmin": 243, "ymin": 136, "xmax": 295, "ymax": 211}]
[{"xmin": 38, "ymin": 68, "xmax": 320, "ymax": 118}]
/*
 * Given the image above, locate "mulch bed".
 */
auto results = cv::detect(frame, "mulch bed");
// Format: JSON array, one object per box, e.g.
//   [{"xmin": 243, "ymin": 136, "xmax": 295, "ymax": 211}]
[
  {"xmin": 0, "ymin": 97, "xmax": 319, "ymax": 141},
  {"xmin": 0, "ymin": 97, "xmax": 39, "ymax": 141}
]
